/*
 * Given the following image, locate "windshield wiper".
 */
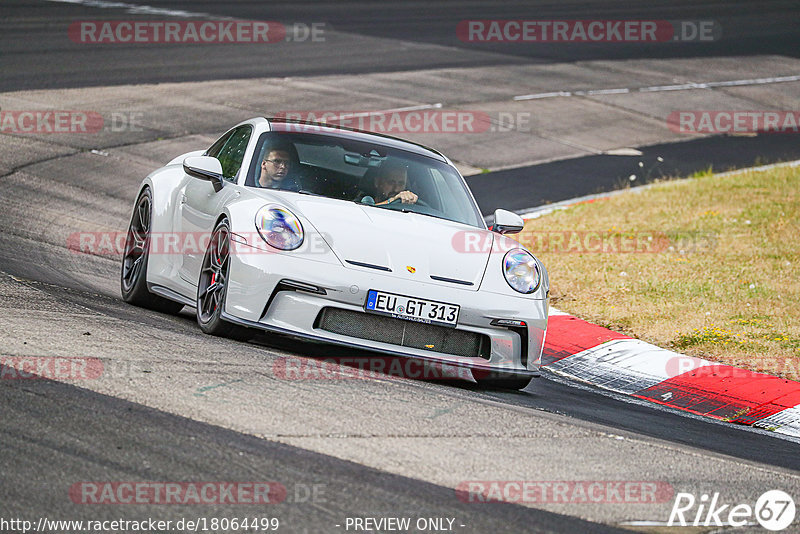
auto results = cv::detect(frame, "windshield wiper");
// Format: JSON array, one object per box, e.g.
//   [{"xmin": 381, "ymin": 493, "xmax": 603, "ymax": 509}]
[
  {"xmin": 399, "ymin": 208, "xmax": 437, "ymax": 219},
  {"xmin": 389, "ymin": 205, "xmax": 444, "ymax": 221},
  {"xmin": 357, "ymin": 200, "xmax": 464, "ymax": 224}
]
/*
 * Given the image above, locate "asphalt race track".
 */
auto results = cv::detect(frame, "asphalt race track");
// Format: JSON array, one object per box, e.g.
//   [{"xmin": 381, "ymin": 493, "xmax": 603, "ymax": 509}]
[
  {"xmin": 2, "ymin": 375, "xmax": 619, "ymax": 533},
  {"xmin": 1, "ymin": 1, "xmax": 799, "ymax": 532},
  {"xmin": 469, "ymin": 132, "xmax": 800, "ymax": 215},
  {"xmin": 2, "ymin": 0, "xmax": 799, "ymax": 91}
]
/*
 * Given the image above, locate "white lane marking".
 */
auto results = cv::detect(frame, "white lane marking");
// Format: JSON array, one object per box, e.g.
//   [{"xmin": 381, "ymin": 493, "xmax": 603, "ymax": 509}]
[
  {"xmin": 515, "ymin": 91, "xmax": 571, "ymax": 101},
  {"xmin": 578, "ymin": 87, "xmax": 630, "ymax": 96},
  {"xmin": 513, "ymin": 74, "xmax": 800, "ymax": 101},
  {"xmin": 604, "ymin": 147, "xmax": 644, "ymax": 156},
  {"xmin": 332, "ymin": 103, "xmax": 443, "ymax": 119},
  {"xmin": 44, "ymin": 0, "xmax": 216, "ymax": 18},
  {"xmin": 638, "ymin": 82, "xmax": 706, "ymax": 92},
  {"xmin": 753, "ymin": 405, "xmax": 800, "ymax": 437},
  {"xmin": 546, "ymin": 338, "xmax": 715, "ymax": 395},
  {"xmin": 516, "ymin": 91, "xmax": 572, "ymax": 100},
  {"xmin": 705, "ymin": 74, "xmax": 800, "ymax": 87}
]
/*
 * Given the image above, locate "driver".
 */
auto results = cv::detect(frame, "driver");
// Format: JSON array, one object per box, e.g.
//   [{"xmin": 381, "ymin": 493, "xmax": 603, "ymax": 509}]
[
  {"xmin": 259, "ymin": 142, "xmax": 301, "ymax": 191},
  {"xmin": 361, "ymin": 161, "xmax": 418, "ymax": 205}
]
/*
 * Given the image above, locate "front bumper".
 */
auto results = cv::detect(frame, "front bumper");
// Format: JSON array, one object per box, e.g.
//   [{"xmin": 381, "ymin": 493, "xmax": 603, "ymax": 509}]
[{"xmin": 225, "ymin": 244, "xmax": 547, "ymax": 375}]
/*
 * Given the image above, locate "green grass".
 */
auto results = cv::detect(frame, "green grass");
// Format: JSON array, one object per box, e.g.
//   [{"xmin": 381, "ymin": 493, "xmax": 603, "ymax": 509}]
[{"xmin": 517, "ymin": 163, "xmax": 800, "ymax": 379}]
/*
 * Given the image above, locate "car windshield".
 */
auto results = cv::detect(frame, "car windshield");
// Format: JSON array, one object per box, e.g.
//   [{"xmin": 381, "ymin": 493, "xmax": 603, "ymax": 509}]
[{"xmin": 245, "ymin": 130, "xmax": 485, "ymax": 228}]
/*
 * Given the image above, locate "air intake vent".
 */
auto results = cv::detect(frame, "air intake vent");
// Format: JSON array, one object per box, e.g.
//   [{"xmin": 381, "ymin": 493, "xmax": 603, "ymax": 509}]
[{"xmin": 315, "ymin": 307, "xmax": 490, "ymax": 360}]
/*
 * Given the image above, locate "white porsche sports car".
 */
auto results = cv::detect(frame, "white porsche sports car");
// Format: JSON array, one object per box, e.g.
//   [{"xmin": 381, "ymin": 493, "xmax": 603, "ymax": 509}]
[{"xmin": 121, "ymin": 118, "xmax": 548, "ymax": 389}]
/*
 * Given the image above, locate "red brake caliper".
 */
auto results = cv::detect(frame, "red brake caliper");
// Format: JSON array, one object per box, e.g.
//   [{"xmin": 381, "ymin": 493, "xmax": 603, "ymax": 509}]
[{"xmin": 211, "ymin": 272, "xmax": 217, "ymax": 310}]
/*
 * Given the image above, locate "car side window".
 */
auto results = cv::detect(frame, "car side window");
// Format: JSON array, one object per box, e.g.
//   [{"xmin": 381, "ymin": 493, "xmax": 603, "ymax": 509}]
[
  {"xmin": 206, "ymin": 130, "xmax": 234, "ymax": 159},
  {"xmin": 215, "ymin": 126, "xmax": 252, "ymax": 182}
]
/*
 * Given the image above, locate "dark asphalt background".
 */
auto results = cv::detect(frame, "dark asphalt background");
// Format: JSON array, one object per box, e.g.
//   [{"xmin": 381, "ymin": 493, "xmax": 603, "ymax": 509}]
[
  {"xmin": 0, "ymin": 374, "xmax": 623, "ymax": 533},
  {"xmin": 469, "ymin": 132, "xmax": 800, "ymax": 215},
  {"xmin": 1, "ymin": 0, "xmax": 799, "ymax": 91}
]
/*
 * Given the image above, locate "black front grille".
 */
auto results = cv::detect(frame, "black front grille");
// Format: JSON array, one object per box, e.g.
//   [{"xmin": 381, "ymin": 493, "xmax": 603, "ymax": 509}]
[{"xmin": 315, "ymin": 307, "xmax": 491, "ymax": 359}]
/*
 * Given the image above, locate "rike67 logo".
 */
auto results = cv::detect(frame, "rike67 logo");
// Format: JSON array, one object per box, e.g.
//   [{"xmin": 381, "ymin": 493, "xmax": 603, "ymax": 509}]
[{"xmin": 669, "ymin": 490, "xmax": 795, "ymax": 531}]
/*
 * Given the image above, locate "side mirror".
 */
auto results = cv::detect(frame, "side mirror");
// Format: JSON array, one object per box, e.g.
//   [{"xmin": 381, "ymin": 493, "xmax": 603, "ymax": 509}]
[
  {"xmin": 492, "ymin": 209, "xmax": 524, "ymax": 235},
  {"xmin": 184, "ymin": 156, "xmax": 224, "ymax": 192}
]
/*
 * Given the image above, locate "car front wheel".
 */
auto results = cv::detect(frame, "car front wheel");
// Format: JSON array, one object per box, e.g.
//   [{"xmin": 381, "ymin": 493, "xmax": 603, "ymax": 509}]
[{"xmin": 196, "ymin": 219, "xmax": 250, "ymax": 340}]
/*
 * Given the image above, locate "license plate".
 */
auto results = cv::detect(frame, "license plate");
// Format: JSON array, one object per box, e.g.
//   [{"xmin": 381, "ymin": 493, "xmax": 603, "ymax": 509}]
[{"xmin": 365, "ymin": 290, "xmax": 459, "ymax": 327}]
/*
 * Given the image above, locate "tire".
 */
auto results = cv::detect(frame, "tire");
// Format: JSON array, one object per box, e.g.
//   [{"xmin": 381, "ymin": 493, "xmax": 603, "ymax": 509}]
[
  {"xmin": 120, "ymin": 188, "xmax": 185, "ymax": 314},
  {"xmin": 473, "ymin": 370, "xmax": 533, "ymax": 390},
  {"xmin": 196, "ymin": 219, "xmax": 251, "ymax": 340}
]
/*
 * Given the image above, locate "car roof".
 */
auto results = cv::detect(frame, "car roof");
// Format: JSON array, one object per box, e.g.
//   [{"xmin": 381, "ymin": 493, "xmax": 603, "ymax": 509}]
[{"xmin": 265, "ymin": 118, "xmax": 448, "ymax": 162}]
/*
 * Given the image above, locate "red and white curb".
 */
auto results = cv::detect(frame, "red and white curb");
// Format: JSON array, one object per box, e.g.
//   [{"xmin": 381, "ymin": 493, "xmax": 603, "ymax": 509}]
[
  {"xmin": 530, "ymin": 160, "xmax": 800, "ymax": 437},
  {"xmin": 541, "ymin": 310, "xmax": 800, "ymax": 437}
]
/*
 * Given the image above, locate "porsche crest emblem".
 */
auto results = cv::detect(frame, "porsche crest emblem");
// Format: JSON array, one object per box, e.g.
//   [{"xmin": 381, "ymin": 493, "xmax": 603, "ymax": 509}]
[{"xmin": 406, "ymin": 266, "xmax": 416, "ymax": 274}]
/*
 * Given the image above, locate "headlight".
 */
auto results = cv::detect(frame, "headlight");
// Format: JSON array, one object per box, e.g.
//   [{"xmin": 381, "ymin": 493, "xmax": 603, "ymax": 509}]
[
  {"xmin": 255, "ymin": 205, "xmax": 304, "ymax": 250},
  {"xmin": 502, "ymin": 249, "xmax": 540, "ymax": 294}
]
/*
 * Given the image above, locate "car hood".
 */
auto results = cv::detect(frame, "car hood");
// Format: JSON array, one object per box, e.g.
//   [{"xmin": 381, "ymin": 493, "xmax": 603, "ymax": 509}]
[{"xmin": 291, "ymin": 195, "xmax": 493, "ymax": 290}]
